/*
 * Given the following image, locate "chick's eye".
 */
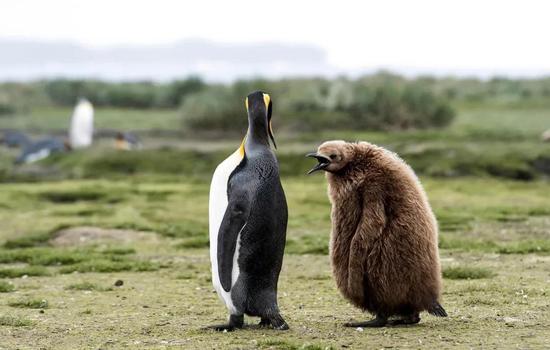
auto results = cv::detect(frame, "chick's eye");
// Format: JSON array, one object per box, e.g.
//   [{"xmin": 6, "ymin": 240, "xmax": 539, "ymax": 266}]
[{"xmin": 329, "ymin": 154, "xmax": 337, "ymax": 160}]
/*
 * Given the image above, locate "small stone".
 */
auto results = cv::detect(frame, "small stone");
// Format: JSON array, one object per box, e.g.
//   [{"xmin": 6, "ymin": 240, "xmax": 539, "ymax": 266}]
[
  {"xmin": 356, "ymin": 327, "xmax": 364, "ymax": 332},
  {"xmin": 114, "ymin": 280, "xmax": 124, "ymax": 287}
]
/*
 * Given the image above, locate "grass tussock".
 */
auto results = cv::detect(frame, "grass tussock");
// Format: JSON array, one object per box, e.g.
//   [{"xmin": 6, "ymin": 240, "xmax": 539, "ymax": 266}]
[
  {"xmin": 3, "ymin": 232, "xmax": 52, "ymax": 249},
  {"xmin": 0, "ymin": 245, "xmax": 159, "ymax": 276},
  {"xmin": 497, "ymin": 240, "xmax": 550, "ymax": 254},
  {"xmin": 100, "ymin": 247, "xmax": 136, "ymax": 255},
  {"xmin": 58, "ymin": 260, "xmax": 159, "ymax": 274},
  {"xmin": 175, "ymin": 236, "xmax": 209, "ymax": 249},
  {"xmin": 259, "ymin": 340, "xmax": 334, "ymax": 350},
  {"xmin": 0, "ymin": 281, "xmax": 15, "ymax": 292},
  {"xmin": 2, "ymin": 224, "xmax": 72, "ymax": 249},
  {"xmin": 443, "ymin": 266, "xmax": 496, "ymax": 280},
  {"xmin": 65, "ymin": 282, "xmax": 112, "ymax": 291},
  {"xmin": 0, "ymin": 266, "xmax": 50, "ymax": 278},
  {"xmin": 439, "ymin": 237, "xmax": 498, "ymax": 252},
  {"xmin": 8, "ymin": 298, "xmax": 48, "ymax": 309},
  {"xmin": 463, "ymin": 297, "xmax": 498, "ymax": 306},
  {"xmin": 439, "ymin": 236, "xmax": 550, "ymax": 255},
  {"xmin": 0, "ymin": 248, "xmax": 88, "ymax": 266},
  {"xmin": 287, "ymin": 235, "xmax": 328, "ymax": 255},
  {"xmin": 0, "ymin": 245, "xmax": 159, "ymax": 277},
  {"xmin": 0, "ymin": 315, "xmax": 33, "ymax": 327},
  {"xmin": 38, "ymin": 189, "xmax": 108, "ymax": 203}
]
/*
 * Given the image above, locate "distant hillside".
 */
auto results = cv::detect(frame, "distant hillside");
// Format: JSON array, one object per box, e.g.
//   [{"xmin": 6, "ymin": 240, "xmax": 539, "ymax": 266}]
[{"xmin": 0, "ymin": 39, "xmax": 334, "ymax": 81}]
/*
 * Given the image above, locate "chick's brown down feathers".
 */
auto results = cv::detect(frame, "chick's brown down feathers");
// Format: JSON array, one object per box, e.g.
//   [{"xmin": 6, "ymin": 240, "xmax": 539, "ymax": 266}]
[{"xmin": 321, "ymin": 141, "xmax": 444, "ymax": 317}]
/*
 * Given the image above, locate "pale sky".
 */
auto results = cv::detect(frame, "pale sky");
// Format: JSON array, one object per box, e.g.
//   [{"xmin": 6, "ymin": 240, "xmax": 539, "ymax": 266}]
[{"xmin": 1, "ymin": 0, "xmax": 550, "ymax": 77}]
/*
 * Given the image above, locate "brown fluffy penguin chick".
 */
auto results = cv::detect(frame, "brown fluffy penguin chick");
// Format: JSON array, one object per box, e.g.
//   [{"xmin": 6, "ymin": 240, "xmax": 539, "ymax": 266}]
[{"xmin": 307, "ymin": 140, "xmax": 447, "ymax": 327}]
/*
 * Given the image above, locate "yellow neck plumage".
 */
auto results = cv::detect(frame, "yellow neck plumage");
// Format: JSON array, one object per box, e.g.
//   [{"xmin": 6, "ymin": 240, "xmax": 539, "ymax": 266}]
[{"xmin": 238, "ymin": 136, "xmax": 246, "ymax": 157}]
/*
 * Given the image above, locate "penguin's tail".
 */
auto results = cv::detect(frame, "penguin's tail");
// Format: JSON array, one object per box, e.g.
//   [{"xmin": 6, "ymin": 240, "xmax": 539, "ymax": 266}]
[{"xmin": 428, "ymin": 301, "xmax": 448, "ymax": 317}]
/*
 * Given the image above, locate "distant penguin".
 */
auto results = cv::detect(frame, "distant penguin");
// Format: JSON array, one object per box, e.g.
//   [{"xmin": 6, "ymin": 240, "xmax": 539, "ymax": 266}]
[
  {"xmin": 307, "ymin": 141, "xmax": 447, "ymax": 327},
  {"xmin": 15, "ymin": 138, "xmax": 71, "ymax": 164},
  {"xmin": 69, "ymin": 98, "xmax": 94, "ymax": 148},
  {"xmin": 115, "ymin": 132, "xmax": 141, "ymax": 150},
  {"xmin": 1, "ymin": 130, "xmax": 31, "ymax": 148},
  {"xmin": 208, "ymin": 91, "xmax": 288, "ymax": 331}
]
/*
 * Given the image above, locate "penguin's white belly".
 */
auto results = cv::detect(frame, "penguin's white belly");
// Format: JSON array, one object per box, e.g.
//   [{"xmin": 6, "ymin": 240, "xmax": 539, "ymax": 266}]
[
  {"xmin": 70, "ymin": 103, "xmax": 94, "ymax": 148},
  {"xmin": 209, "ymin": 150, "xmax": 243, "ymax": 314},
  {"xmin": 25, "ymin": 149, "xmax": 51, "ymax": 163}
]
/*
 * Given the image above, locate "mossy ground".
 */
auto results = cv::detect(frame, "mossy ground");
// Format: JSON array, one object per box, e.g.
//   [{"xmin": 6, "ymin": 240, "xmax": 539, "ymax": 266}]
[{"xmin": 0, "ymin": 177, "xmax": 549, "ymax": 349}]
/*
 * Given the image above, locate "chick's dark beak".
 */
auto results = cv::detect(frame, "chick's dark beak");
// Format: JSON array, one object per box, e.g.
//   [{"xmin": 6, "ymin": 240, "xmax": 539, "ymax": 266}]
[{"xmin": 306, "ymin": 152, "xmax": 331, "ymax": 174}]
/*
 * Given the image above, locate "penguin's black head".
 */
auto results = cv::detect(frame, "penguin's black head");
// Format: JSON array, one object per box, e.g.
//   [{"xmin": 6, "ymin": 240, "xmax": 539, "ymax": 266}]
[{"xmin": 245, "ymin": 90, "xmax": 276, "ymax": 149}]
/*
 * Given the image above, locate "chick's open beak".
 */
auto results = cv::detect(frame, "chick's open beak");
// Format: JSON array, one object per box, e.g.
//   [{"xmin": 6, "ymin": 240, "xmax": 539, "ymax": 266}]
[{"xmin": 306, "ymin": 152, "xmax": 331, "ymax": 174}]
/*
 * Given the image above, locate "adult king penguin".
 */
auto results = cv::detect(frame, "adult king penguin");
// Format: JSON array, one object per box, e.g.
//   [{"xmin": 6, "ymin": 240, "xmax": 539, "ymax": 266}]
[
  {"xmin": 69, "ymin": 98, "xmax": 94, "ymax": 149},
  {"xmin": 208, "ymin": 91, "xmax": 288, "ymax": 331}
]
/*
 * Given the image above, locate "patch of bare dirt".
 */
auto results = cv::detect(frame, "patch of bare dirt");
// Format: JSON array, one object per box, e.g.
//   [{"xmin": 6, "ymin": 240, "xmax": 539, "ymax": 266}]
[{"xmin": 50, "ymin": 226, "xmax": 154, "ymax": 247}]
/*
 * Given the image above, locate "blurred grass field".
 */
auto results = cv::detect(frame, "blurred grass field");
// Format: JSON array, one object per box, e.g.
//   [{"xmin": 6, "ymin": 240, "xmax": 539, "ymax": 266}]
[
  {"xmin": 0, "ymin": 103, "xmax": 549, "ymax": 349},
  {"xmin": 0, "ymin": 106, "xmax": 180, "ymax": 132}
]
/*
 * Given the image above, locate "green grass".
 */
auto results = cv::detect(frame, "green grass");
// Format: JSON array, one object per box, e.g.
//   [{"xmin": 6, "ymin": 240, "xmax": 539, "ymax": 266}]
[
  {"xmin": 65, "ymin": 282, "xmax": 112, "ymax": 291},
  {"xmin": 0, "ymin": 315, "xmax": 33, "ymax": 327},
  {"xmin": 443, "ymin": 266, "xmax": 496, "ymax": 280},
  {"xmin": 0, "ymin": 106, "xmax": 180, "ymax": 131},
  {"xmin": 0, "ymin": 246, "xmax": 159, "ymax": 277},
  {"xmin": 174, "ymin": 236, "xmax": 209, "ymax": 249},
  {"xmin": 58, "ymin": 260, "xmax": 159, "ymax": 274},
  {"xmin": 452, "ymin": 103, "xmax": 550, "ymax": 138},
  {"xmin": 100, "ymin": 247, "xmax": 136, "ymax": 255},
  {"xmin": 259, "ymin": 340, "xmax": 334, "ymax": 350},
  {"xmin": 0, "ymin": 266, "xmax": 50, "ymax": 278},
  {"xmin": 496, "ymin": 240, "xmax": 550, "ymax": 254},
  {"xmin": 439, "ymin": 237, "xmax": 550, "ymax": 255},
  {"xmin": 0, "ymin": 281, "xmax": 15, "ymax": 292},
  {"xmin": 8, "ymin": 298, "xmax": 48, "ymax": 309},
  {"xmin": 287, "ymin": 235, "xmax": 329, "ymax": 255},
  {"xmin": 0, "ymin": 248, "xmax": 89, "ymax": 266},
  {"xmin": 3, "ymin": 232, "xmax": 53, "ymax": 249},
  {"xmin": 38, "ymin": 189, "xmax": 109, "ymax": 203}
]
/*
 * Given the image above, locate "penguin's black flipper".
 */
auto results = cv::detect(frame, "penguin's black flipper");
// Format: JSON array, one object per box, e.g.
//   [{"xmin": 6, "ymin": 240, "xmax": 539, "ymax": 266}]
[{"xmin": 217, "ymin": 196, "xmax": 249, "ymax": 292}]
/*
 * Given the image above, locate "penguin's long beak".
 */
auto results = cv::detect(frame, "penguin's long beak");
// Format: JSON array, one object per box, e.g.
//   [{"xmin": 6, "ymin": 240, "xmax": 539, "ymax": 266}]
[{"xmin": 306, "ymin": 152, "xmax": 331, "ymax": 174}]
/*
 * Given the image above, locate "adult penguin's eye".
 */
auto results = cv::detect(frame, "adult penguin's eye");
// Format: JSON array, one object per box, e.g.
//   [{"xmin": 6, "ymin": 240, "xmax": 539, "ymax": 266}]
[{"xmin": 330, "ymin": 154, "xmax": 337, "ymax": 160}]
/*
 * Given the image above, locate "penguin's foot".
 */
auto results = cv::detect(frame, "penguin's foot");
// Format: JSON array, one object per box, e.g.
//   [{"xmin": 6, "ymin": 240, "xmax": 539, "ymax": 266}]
[
  {"xmin": 258, "ymin": 315, "xmax": 289, "ymax": 330},
  {"xmin": 388, "ymin": 313, "xmax": 421, "ymax": 326},
  {"xmin": 344, "ymin": 314, "xmax": 387, "ymax": 328},
  {"xmin": 207, "ymin": 314, "xmax": 244, "ymax": 332},
  {"xmin": 258, "ymin": 318, "xmax": 271, "ymax": 328},
  {"xmin": 207, "ymin": 324, "xmax": 237, "ymax": 332}
]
